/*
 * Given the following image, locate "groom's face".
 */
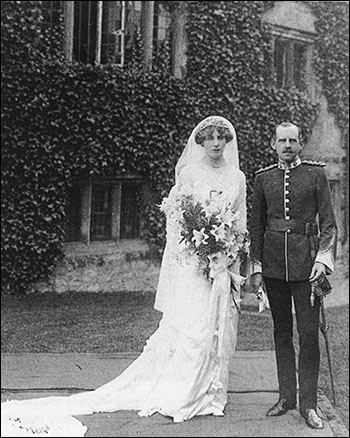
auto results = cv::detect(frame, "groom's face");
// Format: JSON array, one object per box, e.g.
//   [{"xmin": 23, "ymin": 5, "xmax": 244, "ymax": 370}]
[
  {"xmin": 202, "ymin": 128, "xmax": 226, "ymax": 160},
  {"xmin": 271, "ymin": 125, "xmax": 302, "ymax": 163}
]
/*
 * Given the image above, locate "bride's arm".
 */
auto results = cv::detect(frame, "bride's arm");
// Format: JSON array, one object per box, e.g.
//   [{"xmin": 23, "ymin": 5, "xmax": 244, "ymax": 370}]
[
  {"xmin": 236, "ymin": 171, "xmax": 249, "ymax": 277},
  {"xmin": 235, "ymin": 170, "xmax": 247, "ymax": 233}
]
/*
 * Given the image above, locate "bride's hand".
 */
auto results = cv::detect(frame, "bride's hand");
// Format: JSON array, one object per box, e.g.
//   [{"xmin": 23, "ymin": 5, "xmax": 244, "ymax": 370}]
[{"xmin": 242, "ymin": 273, "xmax": 263, "ymax": 295}]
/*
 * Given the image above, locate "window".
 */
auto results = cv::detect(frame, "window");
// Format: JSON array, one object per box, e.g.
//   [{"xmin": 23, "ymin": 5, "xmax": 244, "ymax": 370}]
[
  {"xmin": 262, "ymin": 1, "xmax": 317, "ymax": 97},
  {"xmin": 90, "ymin": 185, "xmax": 113, "ymax": 240},
  {"xmin": 101, "ymin": 1, "xmax": 126, "ymax": 65},
  {"xmin": 273, "ymin": 37, "xmax": 309, "ymax": 89},
  {"xmin": 66, "ymin": 179, "xmax": 142, "ymax": 243},
  {"xmin": 41, "ymin": 1, "xmax": 63, "ymax": 29},
  {"xmin": 120, "ymin": 182, "xmax": 140, "ymax": 239},
  {"xmin": 73, "ymin": 1, "xmax": 127, "ymax": 66},
  {"xmin": 42, "ymin": 1, "xmax": 174, "ymax": 70},
  {"xmin": 152, "ymin": 1, "xmax": 160, "ymax": 56}
]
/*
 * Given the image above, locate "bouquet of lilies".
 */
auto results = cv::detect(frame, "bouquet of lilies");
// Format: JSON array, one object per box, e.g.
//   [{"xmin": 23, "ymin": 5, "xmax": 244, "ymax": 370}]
[{"xmin": 160, "ymin": 190, "xmax": 249, "ymax": 278}]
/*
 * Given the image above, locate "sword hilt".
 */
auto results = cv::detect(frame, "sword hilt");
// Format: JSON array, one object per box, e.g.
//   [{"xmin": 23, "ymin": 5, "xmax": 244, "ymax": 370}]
[{"xmin": 320, "ymin": 322, "xmax": 329, "ymax": 332}]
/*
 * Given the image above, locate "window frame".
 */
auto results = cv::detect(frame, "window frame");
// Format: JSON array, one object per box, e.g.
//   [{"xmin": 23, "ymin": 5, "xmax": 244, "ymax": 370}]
[
  {"xmin": 64, "ymin": 0, "xmax": 127, "ymax": 67},
  {"xmin": 61, "ymin": 1, "xmax": 175, "ymax": 71},
  {"xmin": 267, "ymin": 25, "xmax": 316, "ymax": 99},
  {"xmin": 41, "ymin": 0, "xmax": 63, "ymax": 29},
  {"xmin": 66, "ymin": 177, "xmax": 143, "ymax": 244}
]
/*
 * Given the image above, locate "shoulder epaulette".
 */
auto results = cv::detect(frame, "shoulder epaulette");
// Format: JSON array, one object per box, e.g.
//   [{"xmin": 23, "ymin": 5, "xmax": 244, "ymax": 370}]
[
  {"xmin": 255, "ymin": 163, "xmax": 278, "ymax": 174},
  {"xmin": 302, "ymin": 160, "xmax": 326, "ymax": 167}
]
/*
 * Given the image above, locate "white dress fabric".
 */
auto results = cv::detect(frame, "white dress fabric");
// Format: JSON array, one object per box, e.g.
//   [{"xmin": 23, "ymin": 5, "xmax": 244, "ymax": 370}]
[{"xmin": 1, "ymin": 161, "xmax": 247, "ymax": 437}]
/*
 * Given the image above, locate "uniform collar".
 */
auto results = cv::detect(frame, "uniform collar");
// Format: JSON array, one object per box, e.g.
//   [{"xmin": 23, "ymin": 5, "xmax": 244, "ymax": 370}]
[{"xmin": 278, "ymin": 156, "xmax": 302, "ymax": 170}]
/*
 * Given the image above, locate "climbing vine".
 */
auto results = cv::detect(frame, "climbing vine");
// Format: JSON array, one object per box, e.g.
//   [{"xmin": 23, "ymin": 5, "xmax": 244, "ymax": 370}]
[
  {"xmin": 1, "ymin": 1, "xmax": 348, "ymax": 293},
  {"xmin": 308, "ymin": 1, "xmax": 349, "ymax": 135}
]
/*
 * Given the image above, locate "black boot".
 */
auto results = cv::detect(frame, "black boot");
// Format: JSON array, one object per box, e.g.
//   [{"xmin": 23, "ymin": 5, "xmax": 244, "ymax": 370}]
[
  {"xmin": 301, "ymin": 409, "xmax": 324, "ymax": 429},
  {"xmin": 266, "ymin": 398, "xmax": 297, "ymax": 417}
]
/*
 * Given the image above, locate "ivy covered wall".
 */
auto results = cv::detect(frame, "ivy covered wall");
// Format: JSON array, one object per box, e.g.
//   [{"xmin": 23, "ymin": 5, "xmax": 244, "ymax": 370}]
[
  {"xmin": 308, "ymin": 1, "xmax": 349, "ymax": 134},
  {"xmin": 1, "ymin": 1, "xmax": 348, "ymax": 294}
]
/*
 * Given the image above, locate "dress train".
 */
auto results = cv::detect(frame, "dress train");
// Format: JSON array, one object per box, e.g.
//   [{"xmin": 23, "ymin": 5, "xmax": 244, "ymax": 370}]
[{"xmin": 1, "ymin": 266, "xmax": 240, "ymax": 437}]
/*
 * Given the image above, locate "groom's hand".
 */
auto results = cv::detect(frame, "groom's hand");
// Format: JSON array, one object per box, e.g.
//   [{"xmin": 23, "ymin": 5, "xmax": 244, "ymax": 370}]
[{"xmin": 309, "ymin": 261, "xmax": 326, "ymax": 284}]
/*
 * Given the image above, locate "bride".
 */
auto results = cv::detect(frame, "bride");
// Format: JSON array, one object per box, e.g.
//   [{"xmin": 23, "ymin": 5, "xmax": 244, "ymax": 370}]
[{"xmin": 1, "ymin": 116, "xmax": 248, "ymax": 437}]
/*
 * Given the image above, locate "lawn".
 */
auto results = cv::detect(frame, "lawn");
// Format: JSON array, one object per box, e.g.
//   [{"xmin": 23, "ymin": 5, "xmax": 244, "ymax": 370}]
[{"xmin": 1, "ymin": 291, "xmax": 348, "ymax": 430}]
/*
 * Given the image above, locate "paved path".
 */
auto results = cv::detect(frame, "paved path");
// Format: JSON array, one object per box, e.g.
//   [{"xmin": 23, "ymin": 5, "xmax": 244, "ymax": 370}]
[
  {"xmin": 2, "ymin": 261, "xmax": 348, "ymax": 436},
  {"xmin": 2, "ymin": 351, "xmax": 348, "ymax": 437}
]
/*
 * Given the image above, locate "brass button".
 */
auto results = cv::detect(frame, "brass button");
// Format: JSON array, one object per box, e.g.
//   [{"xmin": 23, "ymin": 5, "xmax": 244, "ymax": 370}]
[
  {"xmin": 286, "ymin": 229, "xmax": 291, "ymax": 233},
  {"xmin": 286, "ymin": 198, "xmax": 290, "ymax": 203},
  {"xmin": 286, "ymin": 216, "xmax": 291, "ymax": 220},
  {"xmin": 285, "ymin": 182, "xmax": 290, "ymax": 186},
  {"xmin": 286, "ymin": 207, "xmax": 290, "ymax": 212},
  {"xmin": 285, "ymin": 190, "xmax": 289, "ymax": 195}
]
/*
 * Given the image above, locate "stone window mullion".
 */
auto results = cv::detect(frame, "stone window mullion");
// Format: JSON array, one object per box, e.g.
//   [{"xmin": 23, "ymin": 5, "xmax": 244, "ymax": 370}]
[
  {"xmin": 63, "ymin": 1, "xmax": 74, "ymax": 62},
  {"xmin": 111, "ymin": 183, "xmax": 122, "ymax": 241},
  {"xmin": 81, "ymin": 184, "xmax": 92, "ymax": 245},
  {"xmin": 286, "ymin": 40, "xmax": 294, "ymax": 88}
]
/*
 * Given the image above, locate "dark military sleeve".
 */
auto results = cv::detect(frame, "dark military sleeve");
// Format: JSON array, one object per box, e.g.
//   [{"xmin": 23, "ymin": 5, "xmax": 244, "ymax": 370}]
[
  {"xmin": 315, "ymin": 167, "xmax": 338, "ymax": 272},
  {"xmin": 249, "ymin": 173, "xmax": 267, "ymax": 272}
]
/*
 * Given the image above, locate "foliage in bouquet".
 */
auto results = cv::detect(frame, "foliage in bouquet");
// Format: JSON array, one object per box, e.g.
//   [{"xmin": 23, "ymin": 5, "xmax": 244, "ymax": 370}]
[{"xmin": 160, "ymin": 192, "xmax": 249, "ymax": 278}]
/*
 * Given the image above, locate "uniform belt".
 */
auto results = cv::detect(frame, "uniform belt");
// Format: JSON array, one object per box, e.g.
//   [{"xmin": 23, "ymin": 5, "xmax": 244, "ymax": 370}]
[{"xmin": 267, "ymin": 218, "xmax": 318, "ymax": 236}]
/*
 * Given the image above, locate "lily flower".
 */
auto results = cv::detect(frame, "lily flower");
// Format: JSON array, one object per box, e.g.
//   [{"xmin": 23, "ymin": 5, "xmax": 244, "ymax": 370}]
[
  {"xmin": 210, "ymin": 223, "xmax": 227, "ymax": 242},
  {"xmin": 171, "ymin": 207, "xmax": 185, "ymax": 223},
  {"xmin": 158, "ymin": 197, "xmax": 169, "ymax": 213},
  {"xmin": 192, "ymin": 228, "xmax": 209, "ymax": 247},
  {"xmin": 217, "ymin": 209, "xmax": 236, "ymax": 227},
  {"xmin": 201, "ymin": 203, "xmax": 216, "ymax": 218},
  {"xmin": 227, "ymin": 242, "xmax": 240, "ymax": 260}
]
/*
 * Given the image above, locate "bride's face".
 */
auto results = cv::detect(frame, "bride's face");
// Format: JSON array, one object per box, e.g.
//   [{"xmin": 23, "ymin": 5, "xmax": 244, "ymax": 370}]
[{"xmin": 202, "ymin": 128, "xmax": 226, "ymax": 160}]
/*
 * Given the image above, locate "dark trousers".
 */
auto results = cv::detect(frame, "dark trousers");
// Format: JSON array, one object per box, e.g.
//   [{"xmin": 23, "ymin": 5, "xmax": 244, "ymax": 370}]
[{"xmin": 264, "ymin": 277, "xmax": 321, "ymax": 413}]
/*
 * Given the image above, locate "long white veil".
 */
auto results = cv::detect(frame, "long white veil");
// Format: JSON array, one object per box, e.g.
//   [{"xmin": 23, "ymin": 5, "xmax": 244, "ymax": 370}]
[
  {"xmin": 175, "ymin": 115, "xmax": 240, "ymax": 183},
  {"xmin": 155, "ymin": 116, "xmax": 241, "ymax": 313}
]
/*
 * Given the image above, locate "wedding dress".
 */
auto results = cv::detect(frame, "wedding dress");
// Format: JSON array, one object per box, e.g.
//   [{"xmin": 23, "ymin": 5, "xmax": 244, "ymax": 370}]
[{"xmin": 1, "ymin": 117, "xmax": 247, "ymax": 437}]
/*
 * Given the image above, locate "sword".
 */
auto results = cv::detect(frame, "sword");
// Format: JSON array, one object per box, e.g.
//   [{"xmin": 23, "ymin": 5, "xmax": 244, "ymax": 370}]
[
  {"xmin": 310, "ymin": 278, "xmax": 336, "ymax": 405},
  {"xmin": 320, "ymin": 299, "xmax": 336, "ymax": 405}
]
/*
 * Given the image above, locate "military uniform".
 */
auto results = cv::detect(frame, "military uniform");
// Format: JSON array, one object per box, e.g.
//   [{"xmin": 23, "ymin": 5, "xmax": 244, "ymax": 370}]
[{"xmin": 250, "ymin": 157, "xmax": 337, "ymax": 414}]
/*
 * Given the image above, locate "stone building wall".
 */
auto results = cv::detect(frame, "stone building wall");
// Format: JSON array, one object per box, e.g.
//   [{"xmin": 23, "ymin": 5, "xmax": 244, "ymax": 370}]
[
  {"xmin": 303, "ymin": 96, "xmax": 348, "ymax": 257},
  {"xmin": 33, "ymin": 240, "xmax": 160, "ymax": 294}
]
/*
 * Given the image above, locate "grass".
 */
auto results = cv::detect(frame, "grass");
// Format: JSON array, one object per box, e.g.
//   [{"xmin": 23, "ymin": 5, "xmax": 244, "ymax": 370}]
[{"xmin": 1, "ymin": 291, "xmax": 348, "ymax": 430}]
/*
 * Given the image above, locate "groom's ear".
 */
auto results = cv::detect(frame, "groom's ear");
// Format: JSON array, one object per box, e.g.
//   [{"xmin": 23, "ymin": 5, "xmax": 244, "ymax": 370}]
[{"xmin": 270, "ymin": 138, "xmax": 276, "ymax": 150}]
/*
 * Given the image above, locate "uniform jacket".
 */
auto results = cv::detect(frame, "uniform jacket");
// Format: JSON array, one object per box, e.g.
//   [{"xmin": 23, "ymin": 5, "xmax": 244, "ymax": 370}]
[{"xmin": 250, "ymin": 158, "xmax": 337, "ymax": 281}]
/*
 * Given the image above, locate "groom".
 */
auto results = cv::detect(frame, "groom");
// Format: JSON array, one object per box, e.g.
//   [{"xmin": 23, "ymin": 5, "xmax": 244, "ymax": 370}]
[{"xmin": 249, "ymin": 122, "xmax": 337, "ymax": 429}]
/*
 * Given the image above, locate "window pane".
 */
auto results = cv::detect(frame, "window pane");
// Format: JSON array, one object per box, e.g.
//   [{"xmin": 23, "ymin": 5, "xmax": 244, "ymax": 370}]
[
  {"xmin": 274, "ymin": 38, "xmax": 287, "ymax": 88},
  {"xmin": 66, "ymin": 185, "xmax": 82, "ymax": 242},
  {"xmin": 120, "ymin": 183, "xmax": 140, "ymax": 239},
  {"xmin": 91, "ymin": 185, "xmax": 113, "ymax": 240},
  {"xmin": 73, "ymin": 1, "xmax": 98, "ymax": 64},
  {"xmin": 293, "ymin": 42, "xmax": 307, "ymax": 89},
  {"xmin": 41, "ymin": 1, "xmax": 62, "ymax": 29},
  {"xmin": 152, "ymin": 1, "xmax": 159, "ymax": 56},
  {"xmin": 101, "ymin": 1, "xmax": 125, "ymax": 65},
  {"xmin": 274, "ymin": 38, "xmax": 309, "ymax": 90}
]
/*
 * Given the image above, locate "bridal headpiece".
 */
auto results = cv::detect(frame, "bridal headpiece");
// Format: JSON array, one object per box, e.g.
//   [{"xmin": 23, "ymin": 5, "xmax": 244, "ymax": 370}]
[
  {"xmin": 193, "ymin": 116, "xmax": 232, "ymax": 138},
  {"xmin": 175, "ymin": 115, "xmax": 240, "ymax": 183}
]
